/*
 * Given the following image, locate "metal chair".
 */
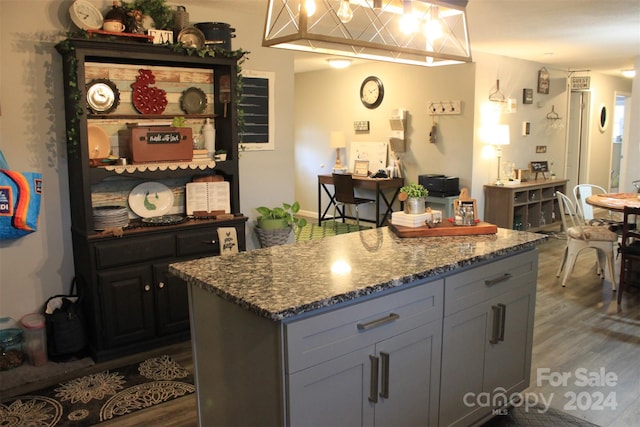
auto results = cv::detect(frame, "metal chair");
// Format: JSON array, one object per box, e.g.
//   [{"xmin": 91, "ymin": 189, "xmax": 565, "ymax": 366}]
[
  {"xmin": 618, "ymin": 206, "xmax": 640, "ymax": 305},
  {"xmin": 556, "ymin": 191, "xmax": 618, "ymax": 289},
  {"xmin": 573, "ymin": 184, "xmax": 613, "ymax": 225},
  {"xmin": 332, "ymin": 173, "xmax": 375, "ymax": 229}
]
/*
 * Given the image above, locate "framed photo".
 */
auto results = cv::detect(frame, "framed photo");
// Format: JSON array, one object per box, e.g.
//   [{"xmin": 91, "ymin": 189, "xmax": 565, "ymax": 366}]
[
  {"xmin": 535, "ymin": 145, "xmax": 547, "ymax": 154},
  {"xmin": 537, "ymin": 67, "xmax": 550, "ymax": 94},
  {"xmin": 353, "ymin": 160, "xmax": 370, "ymax": 176},
  {"xmin": 522, "ymin": 88, "xmax": 533, "ymax": 104}
]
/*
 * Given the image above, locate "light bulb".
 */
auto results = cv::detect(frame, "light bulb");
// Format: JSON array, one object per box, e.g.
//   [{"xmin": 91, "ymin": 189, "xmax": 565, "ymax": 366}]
[
  {"xmin": 400, "ymin": 13, "xmax": 418, "ymax": 34},
  {"xmin": 424, "ymin": 5, "xmax": 442, "ymax": 40},
  {"xmin": 337, "ymin": 0, "xmax": 353, "ymax": 23},
  {"xmin": 304, "ymin": 0, "xmax": 316, "ymax": 17}
]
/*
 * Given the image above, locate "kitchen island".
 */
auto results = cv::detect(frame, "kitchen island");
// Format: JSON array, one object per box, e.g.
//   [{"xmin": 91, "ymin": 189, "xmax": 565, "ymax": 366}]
[{"xmin": 169, "ymin": 227, "xmax": 547, "ymax": 426}]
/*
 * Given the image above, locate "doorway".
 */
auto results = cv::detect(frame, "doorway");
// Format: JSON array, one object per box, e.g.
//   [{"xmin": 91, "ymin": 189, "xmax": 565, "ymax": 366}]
[
  {"xmin": 609, "ymin": 93, "xmax": 630, "ymax": 192},
  {"xmin": 565, "ymin": 91, "xmax": 590, "ymax": 187}
]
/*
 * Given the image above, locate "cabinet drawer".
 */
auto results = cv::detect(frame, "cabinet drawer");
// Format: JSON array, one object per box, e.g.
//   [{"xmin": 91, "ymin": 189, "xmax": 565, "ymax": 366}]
[
  {"xmin": 444, "ymin": 250, "xmax": 538, "ymax": 316},
  {"xmin": 285, "ymin": 279, "xmax": 443, "ymax": 374},
  {"xmin": 95, "ymin": 234, "xmax": 176, "ymax": 269},
  {"xmin": 176, "ymin": 228, "xmax": 220, "ymax": 257}
]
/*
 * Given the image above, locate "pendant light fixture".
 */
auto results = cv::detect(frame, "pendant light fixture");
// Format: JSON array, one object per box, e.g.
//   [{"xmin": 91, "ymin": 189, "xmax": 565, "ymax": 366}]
[{"xmin": 263, "ymin": 0, "xmax": 472, "ymax": 67}]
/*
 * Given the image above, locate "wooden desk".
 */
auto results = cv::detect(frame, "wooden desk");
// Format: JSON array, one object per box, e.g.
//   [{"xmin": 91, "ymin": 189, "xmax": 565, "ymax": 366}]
[
  {"xmin": 586, "ymin": 193, "xmax": 640, "ymax": 212},
  {"xmin": 318, "ymin": 174, "xmax": 404, "ymax": 227}
]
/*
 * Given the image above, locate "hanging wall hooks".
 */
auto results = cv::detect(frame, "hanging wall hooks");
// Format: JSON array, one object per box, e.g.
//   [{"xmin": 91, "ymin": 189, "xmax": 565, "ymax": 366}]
[{"xmin": 428, "ymin": 100, "xmax": 461, "ymax": 115}]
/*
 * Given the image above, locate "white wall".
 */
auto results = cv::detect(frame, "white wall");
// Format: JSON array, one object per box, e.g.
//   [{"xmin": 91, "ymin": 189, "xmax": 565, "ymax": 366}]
[
  {"xmin": 294, "ymin": 61, "xmax": 476, "ymax": 219},
  {"xmin": 0, "ymin": 0, "xmax": 292, "ymax": 321},
  {"xmin": 470, "ymin": 52, "xmax": 569, "ymax": 216}
]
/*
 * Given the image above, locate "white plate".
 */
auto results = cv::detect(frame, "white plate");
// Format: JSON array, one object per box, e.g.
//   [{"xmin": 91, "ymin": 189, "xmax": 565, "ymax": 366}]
[{"xmin": 128, "ymin": 182, "xmax": 174, "ymax": 218}]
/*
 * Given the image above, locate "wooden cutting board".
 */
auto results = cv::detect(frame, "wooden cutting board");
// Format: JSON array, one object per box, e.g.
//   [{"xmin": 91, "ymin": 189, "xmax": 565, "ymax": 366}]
[{"xmin": 388, "ymin": 221, "xmax": 498, "ymax": 238}]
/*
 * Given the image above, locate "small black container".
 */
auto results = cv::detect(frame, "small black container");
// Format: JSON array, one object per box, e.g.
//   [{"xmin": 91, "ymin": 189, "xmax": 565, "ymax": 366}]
[{"xmin": 194, "ymin": 22, "xmax": 236, "ymax": 51}]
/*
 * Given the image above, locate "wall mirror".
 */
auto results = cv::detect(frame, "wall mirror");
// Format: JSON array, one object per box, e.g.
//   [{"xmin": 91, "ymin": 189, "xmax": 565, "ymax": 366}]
[{"xmin": 598, "ymin": 105, "xmax": 608, "ymax": 132}]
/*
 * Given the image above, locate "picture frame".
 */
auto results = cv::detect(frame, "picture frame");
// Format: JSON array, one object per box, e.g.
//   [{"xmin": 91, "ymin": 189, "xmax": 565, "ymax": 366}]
[
  {"xmin": 530, "ymin": 161, "xmax": 549, "ymax": 172},
  {"xmin": 238, "ymin": 70, "xmax": 275, "ymax": 151},
  {"xmin": 353, "ymin": 160, "xmax": 370, "ymax": 176},
  {"xmin": 530, "ymin": 160, "xmax": 549, "ymax": 180},
  {"xmin": 535, "ymin": 145, "xmax": 547, "ymax": 154},
  {"xmin": 537, "ymin": 67, "xmax": 550, "ymax": 94},
  {"xmin": 522, "ymin": 88, "xmax": 533, "ymax": 104}
]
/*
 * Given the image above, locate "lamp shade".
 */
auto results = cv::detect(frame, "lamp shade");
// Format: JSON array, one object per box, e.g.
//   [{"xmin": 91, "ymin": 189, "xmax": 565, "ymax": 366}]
[
  {"xmin": 494, "ymin": 125, "xmax": 510, "ymax": 146},
  {"xmin": 330, "ymin": 131, "xmax": 346, "ymax": 148}
]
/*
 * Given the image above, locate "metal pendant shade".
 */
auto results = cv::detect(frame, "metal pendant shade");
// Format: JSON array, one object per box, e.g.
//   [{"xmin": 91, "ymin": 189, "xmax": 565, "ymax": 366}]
[{"xmin": 263, "ymin": 0, "xmax": 472, "ymax": 67}]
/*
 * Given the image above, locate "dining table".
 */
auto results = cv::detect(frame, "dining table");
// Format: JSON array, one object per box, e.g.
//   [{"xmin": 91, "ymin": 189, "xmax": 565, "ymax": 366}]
[{"xmin": 585, "ymin": 192, "xmax": 640, "ymax": 212}]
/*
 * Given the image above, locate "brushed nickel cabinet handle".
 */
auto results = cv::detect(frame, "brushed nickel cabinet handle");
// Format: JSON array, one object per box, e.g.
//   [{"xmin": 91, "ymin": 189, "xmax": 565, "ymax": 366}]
[
  {"xmin": 357, "ymin": 313, "xmax": 400, "ymax": 331},
  {"xmin": 144, "ymin": 284, "xmax": 151, "ymax": 292},
  {"xmin": 158, "ymin": 282, "xmax": 165, "ymax": 289},
  {"xmin": 484, "ymin": 273, "xmax": 513, "ymax": 286},
  {"xmin": 369, "ymin": 355, "xmax": 379, "ymax": 403},
  {"xmin": 379, "ymin": 351, "xmax": 390, "ymax": 399}
]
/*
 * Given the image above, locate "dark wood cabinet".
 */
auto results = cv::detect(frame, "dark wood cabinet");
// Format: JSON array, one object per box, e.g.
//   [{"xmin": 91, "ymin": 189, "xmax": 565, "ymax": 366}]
[{"xmin": 57, "ymin": 39, "xmax": 247, "ymax": 361}]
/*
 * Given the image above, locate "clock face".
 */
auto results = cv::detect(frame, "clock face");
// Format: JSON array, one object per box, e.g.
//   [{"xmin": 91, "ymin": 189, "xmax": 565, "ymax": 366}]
[
  {"xmin": 360, "ymin": 76, "xmax": 384, "ymax": 109},
  {"xmin": 70, "ymin": 0, "xmax": 104, "ymax": 30}
]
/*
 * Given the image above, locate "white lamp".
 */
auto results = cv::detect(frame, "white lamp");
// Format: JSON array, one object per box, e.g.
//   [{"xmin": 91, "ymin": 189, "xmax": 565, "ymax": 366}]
[
  {"xmin": 492, "ymin": 125, "xmax": 510, "ymax": 186},
  {"xmin": 330, "ymin": 131, "xmax": 347, "ymax": 171}
]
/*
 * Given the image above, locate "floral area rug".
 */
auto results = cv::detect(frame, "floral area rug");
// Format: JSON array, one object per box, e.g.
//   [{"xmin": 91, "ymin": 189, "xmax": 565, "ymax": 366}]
[{"xmin": 0, "ymin": 355, "xmax": 194, "ymax": 426}]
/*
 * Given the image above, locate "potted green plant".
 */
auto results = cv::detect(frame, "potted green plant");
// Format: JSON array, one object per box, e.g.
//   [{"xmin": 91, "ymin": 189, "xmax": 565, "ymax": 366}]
[
  {"xmin": 400, "ymin": 182, "xmax": 429, "ymax": 214},
  {"xmin": 255, "ymin": 202, "xmax": 308, "ymax": 247}
]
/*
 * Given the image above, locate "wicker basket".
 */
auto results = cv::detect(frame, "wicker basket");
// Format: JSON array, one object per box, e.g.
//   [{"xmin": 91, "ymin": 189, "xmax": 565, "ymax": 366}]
[{"xmin": 255, "ymin": 226, "xmax": 292, "ymax": 247}]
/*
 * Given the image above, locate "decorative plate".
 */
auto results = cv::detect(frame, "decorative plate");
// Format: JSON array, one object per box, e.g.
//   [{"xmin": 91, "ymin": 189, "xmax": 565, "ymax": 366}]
[
  {"xmin": 180, "ymin": 87, "xmax": 207, "ymax": 114},
  {"xmin": 177, "ymin": 27, "xmax": 206, "ymax": 49},
  {"xmin": 142, "ymin": 215, "xmax": 185, "ymax": 226},
  {"xmin": 86, "ymin": 78, "xmax": 120, "ymax": 114},
  {"xmin": 87, "ymin": 125, "xmax": 111, "ymax": 159},
  {"xmin": 128, "ymin": 182, "xmax": 174, "ymax": 218}
]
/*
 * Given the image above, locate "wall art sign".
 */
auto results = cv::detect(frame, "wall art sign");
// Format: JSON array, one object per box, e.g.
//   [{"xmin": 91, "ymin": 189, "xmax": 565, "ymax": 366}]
[
  {"xmin": 537, "ymin": 67, "xmax": 550, "ymax": 94},
  {"xmin": 522, "ymin": 88, "xmax": 533, "ymax": 104},
  {"xmin": 571, "ymin": 76, "xmax": 591, "ymax": 90}
]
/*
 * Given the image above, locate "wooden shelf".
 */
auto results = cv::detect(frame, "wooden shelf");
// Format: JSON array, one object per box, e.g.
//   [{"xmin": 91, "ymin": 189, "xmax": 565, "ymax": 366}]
[{"xmin": 484, "ymin": 179, "xmax": 568, "ymax": 232}]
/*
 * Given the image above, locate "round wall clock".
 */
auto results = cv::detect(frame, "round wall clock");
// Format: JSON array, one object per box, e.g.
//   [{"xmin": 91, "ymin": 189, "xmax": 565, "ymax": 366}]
[
  {"xmin": 86, "ymin": 79, "xmax": 120, "ymax": 114},
  {"xmin": 69, "ymin": 0, "xmax": 104, "ymax": 31},
  {"xmin": 360, "ymin": 76, "xmax": 384, "ymax": 109}
]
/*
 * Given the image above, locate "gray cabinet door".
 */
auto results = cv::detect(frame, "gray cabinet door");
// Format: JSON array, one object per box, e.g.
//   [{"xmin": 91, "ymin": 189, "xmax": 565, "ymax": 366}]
[
  {"xmin": 440, "ymin": 285, "xmax": 535, "ymax": 427},
  {"xmin": 288, "ymin": 346, "xmax": 374, "ymax": 427},
  {"xmin": 288, "ymin": 322, "xmax": 441, "ymax": 427},
  {"xmin": 375, "ymin": 322, "xmax": 441, "ymax": 427}
]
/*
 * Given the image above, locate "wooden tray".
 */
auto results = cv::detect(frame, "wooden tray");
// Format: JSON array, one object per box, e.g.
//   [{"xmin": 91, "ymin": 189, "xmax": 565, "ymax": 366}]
[{"xmin": 389, "ymin": 221, "xmax": 498, "ymax": 238}]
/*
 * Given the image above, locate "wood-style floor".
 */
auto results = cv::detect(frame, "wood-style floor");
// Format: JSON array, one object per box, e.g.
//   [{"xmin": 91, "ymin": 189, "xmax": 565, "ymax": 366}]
[{"xmin": 4, "ymin": 236, "xmax": 639, "ymax": 426}]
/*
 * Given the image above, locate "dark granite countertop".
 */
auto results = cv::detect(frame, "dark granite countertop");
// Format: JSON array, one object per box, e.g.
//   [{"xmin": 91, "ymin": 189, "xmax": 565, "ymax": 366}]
[{"xmin": 169, "ymin": 227, "xmax": 547, "ymax": 321}]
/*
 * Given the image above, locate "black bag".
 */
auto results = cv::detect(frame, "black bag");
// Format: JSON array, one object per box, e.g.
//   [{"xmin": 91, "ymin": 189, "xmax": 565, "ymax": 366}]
[{"xmin": 45, "ymin": 278, "xmax": 87, "ymax": 361}]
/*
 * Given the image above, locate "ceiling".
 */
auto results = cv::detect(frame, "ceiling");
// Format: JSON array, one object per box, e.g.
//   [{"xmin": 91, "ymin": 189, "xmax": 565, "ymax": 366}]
[{"xmin": 289, "ymin": 0, "xmax": 640, "ymax": 76}]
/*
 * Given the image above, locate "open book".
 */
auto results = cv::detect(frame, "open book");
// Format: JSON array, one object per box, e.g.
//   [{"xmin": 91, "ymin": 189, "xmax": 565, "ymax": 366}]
[{"xmin": 186, "ymin": 181, "xmax": 230, "ymax": 215}]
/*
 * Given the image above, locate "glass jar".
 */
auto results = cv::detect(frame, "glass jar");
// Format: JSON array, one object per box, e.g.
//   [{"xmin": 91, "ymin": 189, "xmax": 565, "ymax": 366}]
[
  {"xmin": 0, "ymin": 317, "xmax": 25, "ymax": 370},
  {"xmin": 21, "ymin": 313, "xmax": 48, "ymax": 367}
]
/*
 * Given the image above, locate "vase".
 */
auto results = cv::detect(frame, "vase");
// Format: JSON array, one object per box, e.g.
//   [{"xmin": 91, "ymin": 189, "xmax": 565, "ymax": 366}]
[{"xmin": 404, "ymin": 197, "xmax": 426, "ymax": 214}]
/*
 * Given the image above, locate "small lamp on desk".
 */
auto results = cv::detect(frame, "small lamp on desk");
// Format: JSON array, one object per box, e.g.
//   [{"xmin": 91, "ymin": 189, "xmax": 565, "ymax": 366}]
[
  {"xmin": 491, "ymin": 125, "xmax": 510, "ymax": 186},
  {"xmin": 330, "ymin": 131, "xmax": 348, "ymax": 173}
]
